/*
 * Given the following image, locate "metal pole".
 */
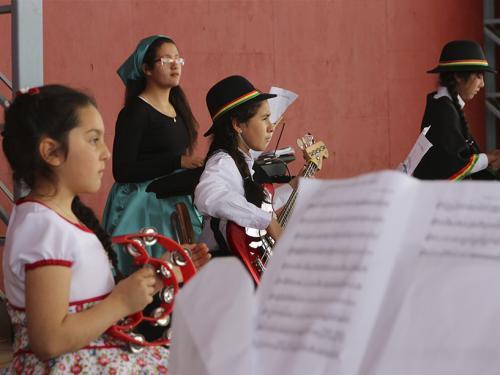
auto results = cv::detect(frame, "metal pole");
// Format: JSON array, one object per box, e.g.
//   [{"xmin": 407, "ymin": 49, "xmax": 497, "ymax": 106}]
[
  {"xmin": 484, "ymin": 0, "xmax": 497, "ymax": 150},
  {"xmin": 11, "ymin": 0, "xmax": 43, "ymax": 93},
  {"xmin": 11, "ymin": 0, "xmax": 43, "ymax": 200}
]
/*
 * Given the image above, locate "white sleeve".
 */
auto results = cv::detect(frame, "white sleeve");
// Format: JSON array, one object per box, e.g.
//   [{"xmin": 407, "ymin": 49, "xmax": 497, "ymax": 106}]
[
  {"xmin": 470, "ymin": 153, "xmax": 488, "ymax": 173},
  {"xmin": 195, "ymin": 153, "xmax": 272, "ymax": 230},
  {"xmin": 7, "ymin": 210, "xmax": 74, "ymax": 275}
]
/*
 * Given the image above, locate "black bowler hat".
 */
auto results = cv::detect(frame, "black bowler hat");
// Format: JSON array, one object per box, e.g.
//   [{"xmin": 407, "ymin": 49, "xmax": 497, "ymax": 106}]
[
  {"xmin": 204, "ymin": 75, "xmax": 276, "ymax": 137},
  {"xmin": 427, "ymin": 40, "xmax": 496, "ymax": 74}
]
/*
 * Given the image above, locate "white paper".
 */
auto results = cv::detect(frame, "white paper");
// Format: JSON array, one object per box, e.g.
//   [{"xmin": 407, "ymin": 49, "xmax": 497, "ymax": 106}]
[
  {"xmin": 169, "ymin": 258, "xmax": 255, "ymax": 375},
  {"xmin": 168, "ymin": 172, "xmax": 500, "ymax": 375},
  {"xmin": 398, "ymin": 126, "xmax": 432, "ymax": 175},
  {"xmin": 268, "ymin": 87, "xmax": 299, "ymax": 124},
  {"xmin": 368, "ymin": 181, "xmax": 500, "ymax": 375},
  {"xmin": 255, "ymin": 171, "xmax": 417, "ymax": 375}
]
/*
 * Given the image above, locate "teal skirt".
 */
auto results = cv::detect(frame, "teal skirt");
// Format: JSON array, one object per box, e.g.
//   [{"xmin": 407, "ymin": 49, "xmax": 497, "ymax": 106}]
[{"xmin": 102, "ymin": 179, "xmax": 202, "ymax": 275}]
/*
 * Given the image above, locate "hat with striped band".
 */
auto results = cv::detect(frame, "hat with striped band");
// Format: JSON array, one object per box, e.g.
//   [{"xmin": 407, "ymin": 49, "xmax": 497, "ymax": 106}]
[
  {"xmin": 427, "ymin": 40, "xmax": 496, "ymax": 74},
  {"xmin": 204, "ymin": 75, "xmax": 276, "ymax": 137}
]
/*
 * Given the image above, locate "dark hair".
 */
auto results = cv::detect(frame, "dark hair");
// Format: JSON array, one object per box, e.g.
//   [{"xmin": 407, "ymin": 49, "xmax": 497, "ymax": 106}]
[
  {"xmin": 206, "ymin": 100, "xmax": 268, "ymax": 207},
  {"xmin": 439, "ymin": 71, "xmax": 483, "ymax": 135},
  {"xmin": 124, "ymin": 37, "xmax": 198, "ymax": 153},
  {"xmin": 2, "ymin": 85, "xmax": 119, "ymax": 271}
]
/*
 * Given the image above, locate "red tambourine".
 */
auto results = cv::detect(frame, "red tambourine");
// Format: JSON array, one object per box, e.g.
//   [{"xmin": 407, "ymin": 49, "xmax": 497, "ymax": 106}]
[{"xmin": 107, "ymin": 228, "xmax": 196, "ymax": 351}]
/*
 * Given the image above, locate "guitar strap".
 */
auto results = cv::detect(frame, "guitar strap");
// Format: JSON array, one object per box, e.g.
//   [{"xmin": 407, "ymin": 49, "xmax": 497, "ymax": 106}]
[{"xmin": 210, "ymin": 217, "xmax": 233, "ymax": 257}]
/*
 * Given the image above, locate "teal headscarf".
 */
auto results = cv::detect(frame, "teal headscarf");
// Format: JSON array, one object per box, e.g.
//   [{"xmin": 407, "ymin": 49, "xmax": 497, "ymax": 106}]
[{"xmin": 117, "ymin": 34, "xmax": 171, "ymax": 85}]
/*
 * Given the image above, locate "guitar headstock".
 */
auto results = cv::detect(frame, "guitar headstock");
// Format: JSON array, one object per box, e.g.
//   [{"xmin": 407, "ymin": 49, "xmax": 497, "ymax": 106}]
[{"xmin": 297, "ymin": 133, "xmax": 329, "ymax": 171}]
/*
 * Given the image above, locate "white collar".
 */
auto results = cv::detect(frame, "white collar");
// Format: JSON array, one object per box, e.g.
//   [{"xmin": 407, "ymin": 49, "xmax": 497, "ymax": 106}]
[{"xmin": 434, "ymin": 86, "xmax": 465, "ymax": 109}]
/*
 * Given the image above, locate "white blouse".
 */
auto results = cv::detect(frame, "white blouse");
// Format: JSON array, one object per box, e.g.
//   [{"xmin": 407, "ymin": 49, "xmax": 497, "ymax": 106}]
[
  {"xmin": 194, "ymin": 150, "xmax": 293, "ymax": 251},
  {"xmin": 3, "ymin": 201, "xmax": 115, "ymax": 308}
]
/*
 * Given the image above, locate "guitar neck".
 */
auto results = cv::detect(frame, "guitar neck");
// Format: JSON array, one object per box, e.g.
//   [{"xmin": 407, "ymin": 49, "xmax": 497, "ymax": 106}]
[{"xmin": 277, "ymin": 161, "xmax": 317, "ymax": 227}]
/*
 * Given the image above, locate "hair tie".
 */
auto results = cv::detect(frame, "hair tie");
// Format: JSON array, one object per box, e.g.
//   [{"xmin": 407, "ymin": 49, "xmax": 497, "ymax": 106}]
[{"xmin": 16, "ymin": 87, "xmax": 40, "ymax": 97}]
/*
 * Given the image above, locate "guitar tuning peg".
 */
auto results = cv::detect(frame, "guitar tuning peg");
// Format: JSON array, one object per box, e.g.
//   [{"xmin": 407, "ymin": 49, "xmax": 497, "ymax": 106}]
[
  {"xmin": 304, "ymin": 133, "xmax": 314, "ymax": 147},
  {"xmin": 296, "ymin": 138, "xmax": 305, "ymax": 150}
]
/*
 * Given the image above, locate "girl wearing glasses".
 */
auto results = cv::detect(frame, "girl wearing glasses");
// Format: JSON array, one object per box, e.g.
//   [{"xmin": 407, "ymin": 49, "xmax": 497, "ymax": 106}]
[{"xmin": 104, "ymin": 35, "xmax": 208, "ymax": 274}]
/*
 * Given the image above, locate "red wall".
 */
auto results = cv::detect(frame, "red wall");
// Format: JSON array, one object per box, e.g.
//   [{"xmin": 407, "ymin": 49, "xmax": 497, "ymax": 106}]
[{"xmin": 0, "ymin": 0, "xmax": 486, "ymax": 217}]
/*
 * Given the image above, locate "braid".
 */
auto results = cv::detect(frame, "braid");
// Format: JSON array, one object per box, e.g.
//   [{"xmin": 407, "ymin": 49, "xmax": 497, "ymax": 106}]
[
  {"xmin": 439, "ymin": 72, "xmax": 469, "ymax": 135},
  {"xmin": 206, "ymin": 101, "xmax": 268, "ymax": 207},
  {"xmin": 71, "ymin": 196, "xmax": 123, "ymax": 280},
  {"xmin": 229, "ymin": 144, "xmax": 268, "ymax": 207}
]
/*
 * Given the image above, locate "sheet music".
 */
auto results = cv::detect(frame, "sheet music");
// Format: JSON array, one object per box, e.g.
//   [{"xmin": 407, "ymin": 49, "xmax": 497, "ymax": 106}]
[
  {"xmin": 255, "ymin": 171, "xmax": 418, "ymax": 375},
  {"xmin": 397, "ymin": 126, "xmax": 432, "ymax": 175},
  {"xmin": 268, "ymin": 87, "xmax": 299, "ymax": 124},
  {"xmin": 367, "ymin": 181, "xmax": 500, "ymax": 375},
  {"xmin": 170, "ymin": 172, "xmax": 500, "ymax": 375}
]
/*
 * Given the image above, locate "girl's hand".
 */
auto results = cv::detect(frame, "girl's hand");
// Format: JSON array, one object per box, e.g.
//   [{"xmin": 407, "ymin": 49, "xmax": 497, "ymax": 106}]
[
  {"xmin": 486, "ymin": 150, "xmax": 500, "ymax": 170},
  {"xmin": 266, "ymin": 217, "xmax": 283, "ymax": 241},
  {"xmin": 111, "ymin": 267, "xmax": 157, "ymax": 314},
  {"xmin": 181, "ymin": 154, "xmax": 204, "ymax": 169},
  {"xmin": 184, "ymin": 242, "xmax": 211, "ymax": 270}
]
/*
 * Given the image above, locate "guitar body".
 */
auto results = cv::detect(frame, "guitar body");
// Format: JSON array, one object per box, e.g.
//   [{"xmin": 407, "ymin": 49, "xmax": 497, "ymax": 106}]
[
  {"xmin": 226, "ymin": 136, "xmax": 329, "ymax": 283},
  {"xmin": 226, "ymin": 183, "xmax": 274, "ymax": 284},
  {"xmin": 226, "ymin": 222, "xmax": 264, "ymax": 284}
]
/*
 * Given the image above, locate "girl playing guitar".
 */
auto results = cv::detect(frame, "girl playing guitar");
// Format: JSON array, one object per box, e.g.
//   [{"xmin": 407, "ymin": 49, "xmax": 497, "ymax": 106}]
[{"xmin": 194, "ymin": 75, "xmax": 297, "ymax": 260}]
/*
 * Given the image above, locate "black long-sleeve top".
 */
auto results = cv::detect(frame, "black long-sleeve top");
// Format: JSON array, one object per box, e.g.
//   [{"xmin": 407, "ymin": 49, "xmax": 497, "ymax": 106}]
[
  {"xmin": 112, "ymin": 97, "xmax": 190, "ymax": 183},
  {"xmin": 413, "ymin": 92, "xmax": 494, "ymax": 180}
]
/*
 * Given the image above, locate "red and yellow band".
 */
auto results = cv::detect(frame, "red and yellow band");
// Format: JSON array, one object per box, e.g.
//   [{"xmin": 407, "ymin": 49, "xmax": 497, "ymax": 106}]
[
  {"xmin": 438, "ymin": 59, "xmax": 489, "ymax": 68},
  {"xmin": 449, "ymin": 154, "xmax": 479, "ymax": 181},
  {"xmin": 212, "ymin": 90, "xmax": 261, "ymax": 121}
]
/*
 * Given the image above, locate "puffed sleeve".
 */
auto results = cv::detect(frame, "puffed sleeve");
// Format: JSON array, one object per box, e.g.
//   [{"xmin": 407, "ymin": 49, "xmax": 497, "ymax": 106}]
[{"xmin": 5, "ymin": 210, "xmax": 75, "ymax": 283}]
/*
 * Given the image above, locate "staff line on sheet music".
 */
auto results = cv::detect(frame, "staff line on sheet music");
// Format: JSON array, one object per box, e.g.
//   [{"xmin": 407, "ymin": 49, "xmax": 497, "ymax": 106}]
[
  {"xmin": 275, "ymin": 277, "xmax": 362, "ymax": 289},
  {"xmin": 254, "ymin": 339, "xmax": 340, "ymax": 359},
  {"xmin": 299, "ymin": 215, "xmax": 383, "ymax": 223},
  {"xmin": 268, "ymin": 293, "xmax": 356, "ymax": 306},
  {"xmin": 295, "ymin": 232, "xmax": 378, "ymax": 240},
  {"xmin": 419, "ymin": 249, "xmax": 500, "ymax": 261},
  {"xmin": 308, "ymin": 199, "xmax": 389, "ymax": 209},
  {"xmin": 425, "ymin": 234, "xmax": 500, "ymax": 246},
  {"xmin": 436, "ymin": 201, "xmax": 500, "ymax": 213},
  {"xmin": 289, "ymin": 247, "xmax": 373, "ymax": 255},
  {"xmin": 317, "ymin": 176, "xmax": 393, "ymax": 191},
  {"xmin": 282, "ymin": 262, "xmax": 368, "ymax": 272},
  {"xmin": 256, "ymin": 323, "xmax": 345, "ymax": 343},
  {"xmin": 261, "ymin": 308, "xmax": 350, "ymax": 323},
  {"xmin": 431, "ymin": 218, "xmax": 500, "ymax": 229}
]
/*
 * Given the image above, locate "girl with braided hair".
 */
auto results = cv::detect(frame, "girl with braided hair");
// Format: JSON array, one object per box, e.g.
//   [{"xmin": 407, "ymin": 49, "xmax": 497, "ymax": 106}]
[
  {"xmin": 195, "ymin": 75, "xmax": 296, "ymax": 255},
  {"xmin": 413, "ymin": 40, "xmax": 500, "ymax": 180},
  {"xmin": 1, "ymin": 85, "xmax": 170, "ymax": 373}
]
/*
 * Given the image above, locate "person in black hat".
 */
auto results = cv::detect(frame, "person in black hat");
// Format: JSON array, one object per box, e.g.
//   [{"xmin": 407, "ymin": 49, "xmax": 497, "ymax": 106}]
[
  {"xmin": 194, "ymin": 75, "xmax": 296, "ymax": 255},
  {"xmin": 413, "ymin": 40, "xmax": 500, "ymax": 180}
]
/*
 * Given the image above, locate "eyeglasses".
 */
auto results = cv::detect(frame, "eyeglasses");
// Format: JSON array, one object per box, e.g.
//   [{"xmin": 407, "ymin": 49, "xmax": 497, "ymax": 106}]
[{"xmin": 154, "ymin": 56, "xmax": 185, "ymax": 66}]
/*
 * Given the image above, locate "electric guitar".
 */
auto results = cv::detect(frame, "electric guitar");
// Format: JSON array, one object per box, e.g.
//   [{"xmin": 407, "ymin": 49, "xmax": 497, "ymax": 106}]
[{"xmin": 226, "ymin": 134, "xmax": 329, "ymax": 284}]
